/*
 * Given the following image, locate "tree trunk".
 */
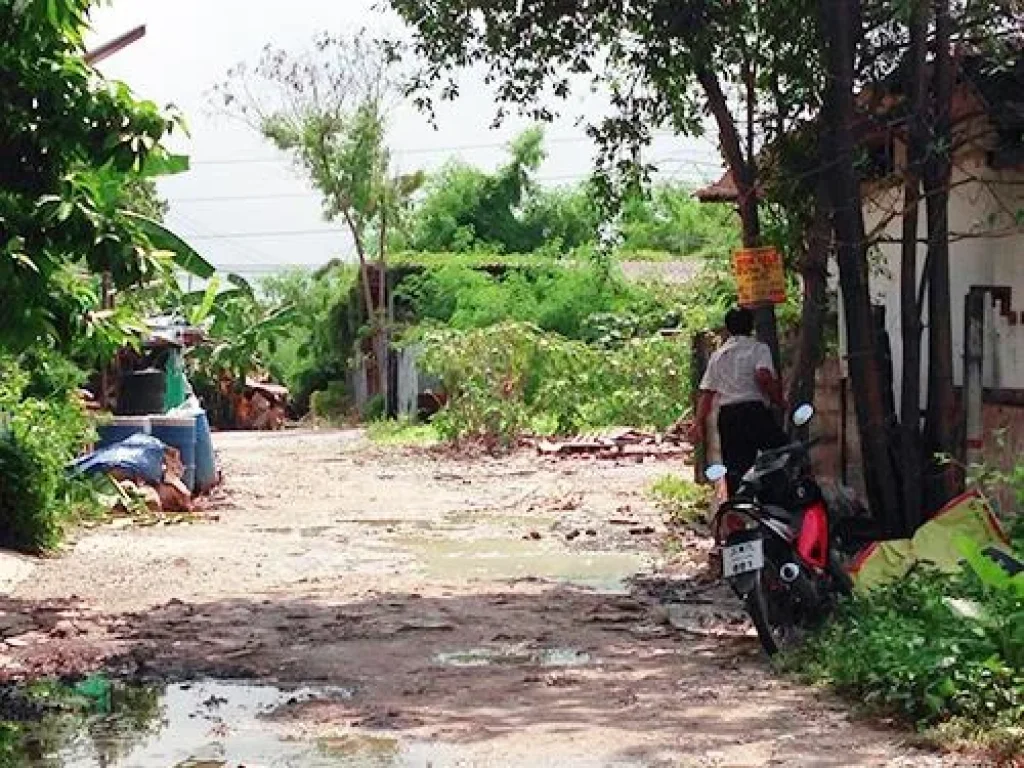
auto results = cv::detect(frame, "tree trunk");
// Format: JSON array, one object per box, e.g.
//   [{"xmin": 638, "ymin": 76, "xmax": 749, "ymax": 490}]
[
  {"xmin": 923, "ymin": 0, "xmax": 961, "ymax": 510},
  {"xmin": 818, "ymin": 0, "xmax": 902, "ymax": 533},
  {"xmin": 899, "ymin": 0, "xmax": 928, "ymax": 530},
  {"xmin": 788, "ymin": 185, "xmax": 831, "ymax": 412},
  {"xmin": 697, "ymin": 67, "xmax": 781, "ymax": 374}
]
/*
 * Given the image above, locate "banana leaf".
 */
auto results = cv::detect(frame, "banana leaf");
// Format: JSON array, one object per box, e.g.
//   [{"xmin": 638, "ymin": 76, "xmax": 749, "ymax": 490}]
[{"xmin": 125, "ymin": 212, "xmax": 215, "ymax": 279}]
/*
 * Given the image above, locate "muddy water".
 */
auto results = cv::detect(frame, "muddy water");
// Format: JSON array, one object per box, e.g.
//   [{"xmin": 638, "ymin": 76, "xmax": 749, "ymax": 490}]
[
  {"xmin": 396, "ymin": 536, "xmax": 648, "ymax": 592},
  {"xmin": 22, "ymin": 680, "xmax": 466, "ymax": 767}
]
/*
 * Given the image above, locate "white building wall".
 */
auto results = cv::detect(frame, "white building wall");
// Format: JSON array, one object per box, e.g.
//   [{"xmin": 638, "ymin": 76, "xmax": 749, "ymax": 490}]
[{"xmin": 863, "ymin": 156, "xmax": 1024, "ymax": 416}]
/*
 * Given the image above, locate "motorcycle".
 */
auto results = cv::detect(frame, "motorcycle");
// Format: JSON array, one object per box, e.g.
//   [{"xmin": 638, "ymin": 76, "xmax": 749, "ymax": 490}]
[{"xmin": 705, "ymin": 404, "xmax": 854, "ymax": 655}]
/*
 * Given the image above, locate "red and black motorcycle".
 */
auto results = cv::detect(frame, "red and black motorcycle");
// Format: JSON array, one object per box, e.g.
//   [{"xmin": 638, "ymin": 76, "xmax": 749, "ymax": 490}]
[{"xmin": 706, "ymin": 405, "xmax": 855, "ymax": 655}]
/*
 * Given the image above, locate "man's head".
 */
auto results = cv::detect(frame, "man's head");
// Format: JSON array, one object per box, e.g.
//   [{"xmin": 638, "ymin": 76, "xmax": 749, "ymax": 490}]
[{"xmin": 724, "ymin": 307, "xmax": 754, "ymax": 337}]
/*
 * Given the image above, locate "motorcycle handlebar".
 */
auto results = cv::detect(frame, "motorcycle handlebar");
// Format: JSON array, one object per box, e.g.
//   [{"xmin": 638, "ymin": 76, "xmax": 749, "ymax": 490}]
[{"xmin": 760, "ymin": 435, "xmax": 823, "ymax": 461}]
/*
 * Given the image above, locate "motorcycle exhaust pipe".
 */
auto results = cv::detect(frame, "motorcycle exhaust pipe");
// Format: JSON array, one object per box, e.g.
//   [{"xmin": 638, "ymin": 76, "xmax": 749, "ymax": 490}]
[{"xmin": 779, "ymin": 562, "xmax": 801, "ymax": 583}]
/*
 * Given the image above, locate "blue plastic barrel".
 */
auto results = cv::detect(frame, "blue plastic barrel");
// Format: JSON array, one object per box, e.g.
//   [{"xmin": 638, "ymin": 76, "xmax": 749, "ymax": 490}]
[
  {"xmin": 193, "ymin": 410, "xmax": 217, "ymax": 493},
  {"xmin": 96, "ymin": 416, "xmax": 151, "ymax": 449},
  {"xmin": 150, "ymin": 415, "xmax": 197, "ymax": 491}
]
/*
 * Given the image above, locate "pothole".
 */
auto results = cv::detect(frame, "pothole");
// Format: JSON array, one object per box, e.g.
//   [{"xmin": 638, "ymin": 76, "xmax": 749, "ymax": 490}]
[
  {"xmin": 396, "ymin": 536, "xmax": 648, "ymax": 592},
  {"xmin": 434, "ymin": 644, "xmax": 592, "ymax": 668}
]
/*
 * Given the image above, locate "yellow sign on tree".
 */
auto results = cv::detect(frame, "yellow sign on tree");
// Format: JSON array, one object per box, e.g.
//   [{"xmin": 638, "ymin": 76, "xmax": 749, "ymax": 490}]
[{"xmin": 732, "ymin": 247, "xmax": 786, "ymax": 307}]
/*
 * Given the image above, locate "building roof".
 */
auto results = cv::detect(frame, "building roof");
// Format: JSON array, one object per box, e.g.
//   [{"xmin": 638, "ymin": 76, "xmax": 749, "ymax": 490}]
[
  {"xmin": 619, "ymin": 260, "xmax": 701, "ymax": 284},
  {"xmin": 695, "ymin": 48, "xmax": 1024, "ymax": 203},
  {"xmin": 694, "ymin": 169, "xmax": 741, "ymax": 203}
]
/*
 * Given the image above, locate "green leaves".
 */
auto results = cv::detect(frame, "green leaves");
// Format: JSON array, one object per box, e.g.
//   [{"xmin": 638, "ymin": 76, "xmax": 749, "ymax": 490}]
[
  {"xmin": 1, "ymin": 0, "xmax": 185, "ymax": 355},
  {"xmin": 788, "ymin": 564, "xmax": 1024, "ymax": 743},
  {"xmin": 420, "ymin": 321, "xmax": 691, "ymax": 442},
  {"xmin": 126, "ymin": 212, "xmax": 215, "ymax": 279},
  {"xmin": 139, "ymin": 151, "xmax": 190, "ymax": 178},
  {"xmin": 217, "ymin": 33, "xmax": 396, "ymax": 263}
]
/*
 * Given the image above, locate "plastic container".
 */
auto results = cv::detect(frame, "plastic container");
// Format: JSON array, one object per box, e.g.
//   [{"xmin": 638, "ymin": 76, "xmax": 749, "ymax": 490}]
[
  {"xmin": 96, "ymin": 416, "xmax": 151, "ymax": 450},
  {"xmin": 193, "ymin": 410, "xmax": 217, "ymax": 493},
  {"xmin": 163, "ymin": 351, "xmax": 188, "ymax": 412},
  {"xmin": 150, "ymin": 414, "xmax": 197, "ymax": 491},
  {"xmin": 117, "ymin": 369, "xmax": 166, "ymax": 416}
]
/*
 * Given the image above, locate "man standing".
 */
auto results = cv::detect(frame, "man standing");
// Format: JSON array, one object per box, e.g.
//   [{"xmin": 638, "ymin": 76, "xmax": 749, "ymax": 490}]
[{"xmin": 690, "ymin": 307, "xmax": 787, "ymax": 494}]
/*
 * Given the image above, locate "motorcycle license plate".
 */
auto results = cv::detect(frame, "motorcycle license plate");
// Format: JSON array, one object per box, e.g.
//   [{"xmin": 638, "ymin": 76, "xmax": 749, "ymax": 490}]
[{"xmin": 723, "ymin": 539, "xmax": 764, "ymax": 577}]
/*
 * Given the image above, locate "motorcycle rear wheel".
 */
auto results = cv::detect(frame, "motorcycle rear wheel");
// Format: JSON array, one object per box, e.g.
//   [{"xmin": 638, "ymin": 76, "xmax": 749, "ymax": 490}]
[{"xmin": 745, "ymin": 556, "xmax": 807, "ymax": 655}]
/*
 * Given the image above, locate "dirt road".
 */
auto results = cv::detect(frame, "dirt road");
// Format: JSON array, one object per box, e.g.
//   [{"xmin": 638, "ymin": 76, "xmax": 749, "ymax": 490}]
[{"xmin": 2, "ymin": 430, "xmax": 956, "ymax": 766}]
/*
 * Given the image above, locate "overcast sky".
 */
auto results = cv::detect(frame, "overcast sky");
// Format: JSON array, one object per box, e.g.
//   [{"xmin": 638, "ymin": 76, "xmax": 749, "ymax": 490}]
[{"xmin": 88, "ymin": 0, "xmax": 723, "ymax": 277}]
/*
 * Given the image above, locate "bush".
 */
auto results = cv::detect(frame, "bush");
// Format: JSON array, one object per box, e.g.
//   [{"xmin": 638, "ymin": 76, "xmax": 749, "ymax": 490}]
[
  {"xmin": 0, "ymin": 436, "xmax": 62, "ymax": 551},
  {"xmin": 787, "ymin": 563, "xmax": 1023, "ymax": 752},
  {"xmin": 420, "ymin": 322, "xmax": 690, "ymax": 442},
  {"xmin": 395, "ymin": 262, "xmax": 689, "ymax": 343},
  {"xmin": 260, "ymin": 265, "xmax": 360, "ymax": 411},
  {"xmin": 0, "ymin": 355, "xmax": 94, "ymax": 551},
  {"xmin": 309, "ymin": 381, "xmax": 349, "ymax": 423}
]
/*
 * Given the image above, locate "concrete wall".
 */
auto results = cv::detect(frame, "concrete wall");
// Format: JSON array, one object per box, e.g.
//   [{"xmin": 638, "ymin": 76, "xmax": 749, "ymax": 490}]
[
  {"xmin": 395, "ymin": 345, "xmax": 421, "ymax": 419},
  {"xmin": 863, "ymin": 138, "xmax": 1024, "ymax": 414},
  {"xmin": 980, "ymin": 402, "xmax": 1024, "ymax": 517},
  {"xmin": 348, "ymin": 353, "xmax": 369, "ymax": 413},
  {"xmin": 855, "ymin": 109, "xmax": 1024, "ymax": 512}
]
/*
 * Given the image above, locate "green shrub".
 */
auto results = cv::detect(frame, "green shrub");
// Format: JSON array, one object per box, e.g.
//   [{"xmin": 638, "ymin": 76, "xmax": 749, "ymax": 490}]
[
  {"xmin": 309, "ymin": 381, "xmax": 349, "ymax": 422},
  {"xmin": 260, "ymin": 264, "xmax": 360, "ymax": 410},
  {"xmin": 420, "ymin": 322, "xmax": 690, "ymax": 442},
  {"xmin": 0, "ymin": 355, "xmax": 94, "ymax": 551},
  {"xmin": 0, "ymin": 435, "xmax": 62, "ymax": 551},
  {"xmin": 363, "ymin": 394, "xmax": 386, "ymax": 421},
  {"xmin": 787, "ymin": 564, "xmax": 1023, "ymax": 750}
]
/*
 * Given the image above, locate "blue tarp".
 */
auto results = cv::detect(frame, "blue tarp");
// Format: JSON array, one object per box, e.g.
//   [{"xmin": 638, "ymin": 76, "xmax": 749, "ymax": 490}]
[{"xmin": 71, "ymin": 433, "xmax": 166, "ymax": 485}]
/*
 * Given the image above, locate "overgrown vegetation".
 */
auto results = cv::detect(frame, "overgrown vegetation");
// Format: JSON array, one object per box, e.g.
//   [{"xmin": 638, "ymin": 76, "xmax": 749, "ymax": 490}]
[
  {"xmin": 419, "ymin": 322, "xmax": 690, "ymax": 442},
  {"xmin": 256, "ymin": 130, "xmax": 749, "ymax": 428},
  {"xmin": 0, "ymin": 0, "xmax": 214, "ymax": 551},
  {"xmin": 394, "ymin": 262, "xmax": 677, "ymax": 340},
  {"xmin": 787, "ymin": 558, "xmax": 1023, "ymax": 758},
  {"xmin": 0, "ymin": 355, "xmax": 96, "ymax": 551}
]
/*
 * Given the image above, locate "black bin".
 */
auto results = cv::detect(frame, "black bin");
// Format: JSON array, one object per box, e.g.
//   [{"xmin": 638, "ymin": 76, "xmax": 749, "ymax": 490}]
[{"xmin": 116, "ymin": 368, "xmax": 167, "ymax": 416}]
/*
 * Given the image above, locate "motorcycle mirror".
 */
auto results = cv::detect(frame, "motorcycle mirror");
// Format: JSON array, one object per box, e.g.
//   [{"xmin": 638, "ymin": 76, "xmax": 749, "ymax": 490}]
[
  {"xmin": 792, "ymin": 403, "xmax": 815, "ymax": 428},
  {"xmin": 705, "ymin": 464, "xmax": 728, "ymax": 483}
]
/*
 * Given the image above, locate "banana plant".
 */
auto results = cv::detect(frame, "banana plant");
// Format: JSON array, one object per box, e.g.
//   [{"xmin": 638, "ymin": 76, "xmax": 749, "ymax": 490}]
[{"xmin": 183, "ymin": 274, "xmax": 298, "ymax": 386}]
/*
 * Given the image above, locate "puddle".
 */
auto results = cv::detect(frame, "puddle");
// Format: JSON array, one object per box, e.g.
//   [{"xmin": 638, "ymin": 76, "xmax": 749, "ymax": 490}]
[
  {"xmin": 256, "ymin": 526, "xmax": 335, "ymax": 538},
  {"xmin": 11, "ymin": 679, "xmax": 379, "ymax": 767},
  {"xmin": 441, "ymin": 509, "xmax": 557, "ymax": 530},
  {"xmin": 316, "ymin": 734, "xmax": 403, "ymax": 764},
  {"xmin": 397, "ymin": 536, "xmax": 646, "ymax": 592},
  {"xmin": 3, "ymin": 676, "xmax": 652, "ymax": 768},
  {"xmin": 434, "ymin": 644, "xmax": 591, "ymax": 668}
]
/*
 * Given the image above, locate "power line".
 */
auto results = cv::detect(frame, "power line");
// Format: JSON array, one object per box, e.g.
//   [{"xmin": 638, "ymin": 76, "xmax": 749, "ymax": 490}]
[
  {"xmin": 185, "ymin": 228, "xmax": 348, "ymax": 240},
  {"xmin": 187, "ymin": 132, "xmax": 719, "ymax": 166},
  {"xmin": 167, "ymin": 161, "xmax": 722, "ymax": 205}
]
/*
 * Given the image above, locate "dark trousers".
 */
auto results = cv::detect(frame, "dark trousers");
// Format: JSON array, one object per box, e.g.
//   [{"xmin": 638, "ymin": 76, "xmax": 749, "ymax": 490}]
[{"xmin": 718, "ymin": 401, "xmax": 788, "ymax": 495}]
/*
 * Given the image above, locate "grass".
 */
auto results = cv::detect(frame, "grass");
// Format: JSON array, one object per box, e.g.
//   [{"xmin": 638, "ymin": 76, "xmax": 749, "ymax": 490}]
[
  {"xmin": 365, "ymin": 419, "xmax": 440, "ymax": 447},
  {"xmin": 649, "ymin": 473, "xmax": 711, "ymax": 524}
]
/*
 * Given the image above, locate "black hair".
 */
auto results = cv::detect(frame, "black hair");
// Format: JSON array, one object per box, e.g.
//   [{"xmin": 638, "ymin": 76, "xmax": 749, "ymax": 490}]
[{"xmin": 724, "ymin": 307, "xmax": 754, "ymax": 336}]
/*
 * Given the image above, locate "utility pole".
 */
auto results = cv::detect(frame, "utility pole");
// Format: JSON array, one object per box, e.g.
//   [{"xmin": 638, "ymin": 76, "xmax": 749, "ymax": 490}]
[{"xmin": 85, "ymin": 25, "xmax": 146, "ymax": 66}]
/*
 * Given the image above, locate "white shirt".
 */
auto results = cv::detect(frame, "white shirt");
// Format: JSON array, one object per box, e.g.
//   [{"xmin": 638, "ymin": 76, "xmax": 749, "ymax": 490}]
[{"xmin": 699, "ymin": 335, "xmax": 775, "ymax": 407}]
